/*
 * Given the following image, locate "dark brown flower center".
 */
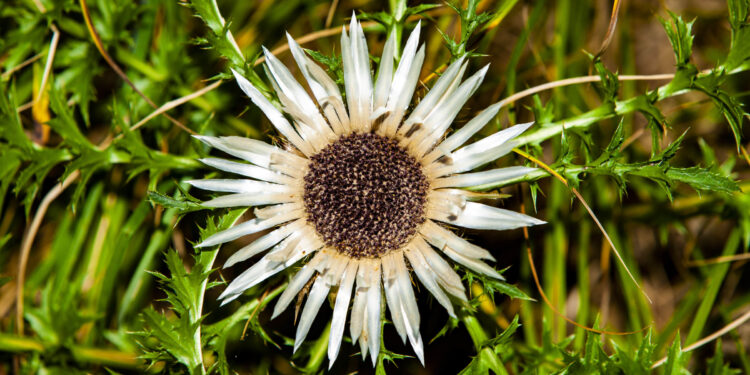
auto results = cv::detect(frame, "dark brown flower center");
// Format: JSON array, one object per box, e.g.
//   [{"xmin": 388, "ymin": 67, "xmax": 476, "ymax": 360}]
[{"xmin": 303, "ymin": 133, "xmax": 429, "ymax": 258}]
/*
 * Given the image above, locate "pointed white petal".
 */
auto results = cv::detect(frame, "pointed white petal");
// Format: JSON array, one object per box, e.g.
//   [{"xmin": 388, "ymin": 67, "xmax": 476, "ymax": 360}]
[
  {"xmin": 264, "ymin": 229, "xmax": 304, "ymax": 263},
  {"xmin": 432, "ymin": 166, "xmax": 538, "ymax": 189},
  {"xmin": 375, "ymin": 251, "xmax": 425, "ymax": 364},
  {"xmin": 402, "ymin": 56, "xmax": 467, "ymax": 133},
  {"xmin": 196, "ymin": 209, "xmax": 302, "ymax": 248},
  {"xmin": 342, "ymin": 14, "xmax": 372, "ymax": 130},
  {"xmin": 399, "ymin": 302, "xmax": 424, "ymax": 366},
  {"xmin": 193, "ymin": 135, "xmax": 272, "ymax": 168},
  {"xmin": 286, "ymin": 33, "xmax": 341, "ymax": 105},
  {"xmin": 442, "ymin": 246, "xmax": 504, "ymax": 279},
  {"xmin": 197, "ymin": 135, "xmax": 308, "ymax": 176},
  {"xmin": 384, "ymin": 45, "xmax": 425, "ymax": 136},
  {"xmin": 420, "ymin": 220, "xmax": 495, "ymax": 260},
  {"xmin": 373, "ymin": 29, "xmax": 396, "ymax": 110},
  {"xmin": 253, "ymin": 202, "xmax": 302, "ymax": 220},
  {"xmin": 262, "ymin": 46, "xmax": 317, "ymax": 111},
  {"xmin": 221, "ymin": 136, "xmax": 278, "ymax": 156},
  {"xmin": 286, "ymin": 34, "xmax": 349, "ymax": 134},
  {"xmin": 219, "ymin": 233, "xmax": 321, "ymax": 303},
  {"xmin": 328, "ymin": 261, "xmax": 358, "ymax": 368},
  {"xmin": 425, "ymin": 189, "xmax": 466, "ymax": 221},
  {"xmin": 404, "ymin": 246, "xmax": 455, "ymax": 317},
  {"xmin": 272, "ymin": 251, "xmax": 328, "ymax": 319},
  {"xmin": 431, "ymin": 122, "xmax": 534, "ymax": 177},
  {"xmin": 187, "ymin": 179, "xmax": 289, "ymax": 194},
  {"xmin": 262, "ymin": 46, "xmax": 332, "ymax": 138},
  {"xmin": 394, "ymin": 252, "xmax": 421, "ymax": 344},
  {"xmin": 359, "ymin": 321, "xmax": 369, "ymax": 360},
  {"xmin": 424, "ymin": 64, "xmax": 487, "ymax": 130},
  {"xmin": 199, "ymin": 158, "xmax": 294, "ymax": 185},
  {"xmin": 409, "ymin": 331, "xmax": 425, "ymax": 366},
  {"xmin": 381, "ymin": 24, "xmax": 424, "ymax": 135},
  {"xmin": 382, "ymin": 254, "xmax": 407, "ymax": 342},
  {"xmin": 231, "ymin": 69, "xmax": 313, "ymax": 155},
  {"xmin": 412, "ymin": 65, "xmax": 489, "ymax": 155},
  {"xmin": 413, "ymin": 235, "xmax": 467, "ymax": 300},
  {"xmin": 294, "ymin": 275, "xmax": 331, "ymax": 353},
  {"xmin": 433, "ymin": 201, "xmax": 545, "ymax": 231},
  {"xmin": 201, "ymin": 192, "xmax": 296, "ymax": 208},
  {"xmin": 264, "ymin": 75, "xmax": 332, "ymax": 152},
  {"xmin": 391, "ymin": 43, "xmax": 424, "ymax": 115},
  {"xmin": 268, "ymin": 151, "xmax": 308, "ymax": 178},
  {"xmin": 388, "ymin": 22, "xmax": 421, "ymax": 103},
  {"xmin": 340, "ymin": 28, "xmax": 353, "ymax": 127},
  {"xmin": 349, "ymin": 263, "xmax": 367, "ymax": 343},
  {"xmin": 224, "ymin": 223, "xmax": 296, "ymax": 267},
  {"xmin": 319, "ymin": 255, "xmax": 348, "ymax": 286},
  {"xmin": 366, "ymin": 260, "xmax": 381, "ymax": 365},
  {"xmin": 423, "ymin": 101, "xmax": 502, "ymax": 163}
]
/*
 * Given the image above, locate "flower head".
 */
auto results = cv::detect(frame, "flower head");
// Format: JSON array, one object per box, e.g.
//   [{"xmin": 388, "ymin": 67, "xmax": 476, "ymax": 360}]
[{"xmin": 190, "ymin": 14, "xmax": 544, "ymax": 367}]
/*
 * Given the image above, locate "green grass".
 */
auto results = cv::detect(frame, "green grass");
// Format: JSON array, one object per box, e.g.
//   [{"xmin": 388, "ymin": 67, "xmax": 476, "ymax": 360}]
[{"xmin": 1, "ymin": 0, "xmax": 749, "ymax": 373}]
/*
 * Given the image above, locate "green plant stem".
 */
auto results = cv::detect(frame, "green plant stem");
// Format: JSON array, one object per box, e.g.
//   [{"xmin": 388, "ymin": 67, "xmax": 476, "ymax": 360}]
[
  {"xmin": 388, "ymin": 0, "xmax": 407, "ymax": 57},
  {"xmin": 514, "ymin": 67, "xmax": 748, "ymax": 147},
  {"xmin": 304, "ymin": 322, "xmax": 331, "ymax": 373},
  {"xmin": 461, "ymin": 311, "xmax": 510, "ymax": 375},
  {"xmin": 0, "ymin": 334, "xmax": 142, "ymax": 369},
  {"xmin": 462, "ymin": 312, "xmax": 488, "ymax": 349},
  {"xmin": 375, "ymin": 291, "xmax": 388, "ymax": 375},
  {"xmin": 192, "ymin": 248, "xmax": 219, "ymax": 375},
  {"xmin": 187, "ymin": 208, "xmax": 247, "ymax": 374}
]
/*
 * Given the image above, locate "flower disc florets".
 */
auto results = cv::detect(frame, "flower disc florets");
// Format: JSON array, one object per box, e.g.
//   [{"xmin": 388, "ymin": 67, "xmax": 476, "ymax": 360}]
[{"xmin": 303, "ymin": 132, "xmax": 429, "ymax": 258}]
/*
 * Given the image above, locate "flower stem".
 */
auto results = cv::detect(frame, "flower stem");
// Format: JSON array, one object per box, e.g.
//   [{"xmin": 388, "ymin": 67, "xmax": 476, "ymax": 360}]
[
  {"xmin": 388, "ymin": 0, "xmax": 407, "ymax": 57},
  {"xmin": 191, "ymin": 248, "xmax": 220, "ymax": 375},
  {"xmin": 461, "ymin": 311, "xmax": 510, "ymax": 375},
  {"xmin": 303, "ymin": 321, "xmax": 331, "ymax": 372}
]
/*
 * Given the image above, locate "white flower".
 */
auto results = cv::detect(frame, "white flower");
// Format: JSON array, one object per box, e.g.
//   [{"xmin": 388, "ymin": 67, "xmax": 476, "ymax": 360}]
[{"xmin": 190, "ymin": 14, "xmax": 544, "ymax": 368}]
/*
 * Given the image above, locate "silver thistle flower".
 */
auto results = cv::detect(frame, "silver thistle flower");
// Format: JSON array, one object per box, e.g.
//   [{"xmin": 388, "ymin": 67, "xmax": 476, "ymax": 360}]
[{"xmin": 190, "ymin": 14, "xmax": 544, "ymax": 368}]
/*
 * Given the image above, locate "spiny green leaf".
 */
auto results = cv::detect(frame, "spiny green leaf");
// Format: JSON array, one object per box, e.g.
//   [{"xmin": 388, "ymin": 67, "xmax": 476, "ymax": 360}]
[
  {"xmin": 188, "ymin": 0, "xmax": 269, "ymax": 93},
  {"xmin": 485, "ymin": 315, "xmax": 520, "ymax": 351},
  {"xmin": 653, "ymin": 129, "xmax": 688, "ymax": 165},
  {"xmin": 590, "ymin": 55, "xmax": 619, "ymax": 102},
  {"xmin": 611, "ymin": 329, "xmax": 656, "ymax": 375},
  {"xmin": 24, "ymin": 283, "xmax": 95, "ymax": 348},
  {"xmin": 430, "ymin": 316, "xmax": 460, "ymax": 344},
  {"xmin": 0, "ymin": 82, "xmax": 33, "ymax": 152},
  {"xmin": 530, "ymin": 95, "xmax": 555, "ymax": 126},
  {"xmin": 605, "ymin": 119, "xmax": 625, "ymax": 155},
  {"xmin": 692, "ymin": 70, "xmax": 747, "ymax": 151},
  {"xmin": 47, "ymin": 85, "xmax": 95, "ymax": 151},
  {"xmin": 147, "ymin": 190, "xmax": 206, "ymax": 214},
  {"xmin": 443, "ymin": 0, "xmax": 495, "ymax": 58},
  {"xmin": 464, "ymin": 268, "xmax": 533, "ymax": 304},
  {"xmin": 664, "ymin": 332, "xmax": 690, "ymax": 375},
  {"xmin": 707, "ymin": 339, "xmax": 742, "ymax": 375},
  {"xmin": 665, "ymin": 167, "xmax": 739, "ymax": 194},
  {"xmin": 138, "ymin": 308, "xmax": 201, "ymax": 371},
  {"xmin": 660, "ymin": 11, "xmax": 695, "ymax": 67},
  {"xmin": 305, "ymin": 49, "xmax": 344, "ymax": 85},
  {"xmin": 725, "ymin": 0, "xmax": 750, "ymax": 71}
]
